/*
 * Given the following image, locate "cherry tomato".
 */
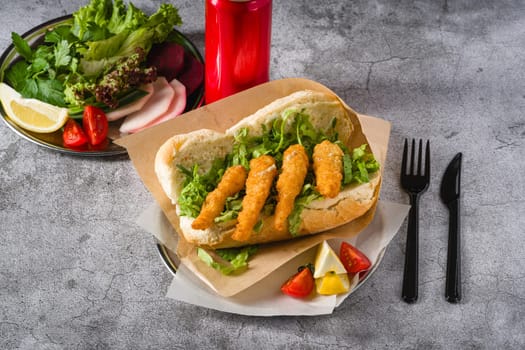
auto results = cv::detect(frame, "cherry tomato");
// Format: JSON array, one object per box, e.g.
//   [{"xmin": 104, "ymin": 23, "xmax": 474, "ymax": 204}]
[
  {"xmin": 82, "ymin": 106, "xmax": 108, "ymax": 146},
  {"xmin": 339, "ymin": 242, "xmax": 372, "ymax": 275},
  {"xmin": 63, "ymin": 119, "xmax": 88, "ymax": 148},
  {"xmin": 281, "ymin": 265, "xmax": 315, "ymax": 298}
]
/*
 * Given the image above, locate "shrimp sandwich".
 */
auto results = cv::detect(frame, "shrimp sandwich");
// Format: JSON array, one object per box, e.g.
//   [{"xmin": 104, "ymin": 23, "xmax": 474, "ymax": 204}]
[{"xmin": 155, "ymin": 90, "xmax": 381, "ymax": 249}]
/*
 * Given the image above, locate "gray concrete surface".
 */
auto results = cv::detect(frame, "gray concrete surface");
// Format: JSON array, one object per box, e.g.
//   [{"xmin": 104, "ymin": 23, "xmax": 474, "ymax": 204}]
[{"xmin": 1, "ymin": 0, "xmax": 524, "ymax": 349}]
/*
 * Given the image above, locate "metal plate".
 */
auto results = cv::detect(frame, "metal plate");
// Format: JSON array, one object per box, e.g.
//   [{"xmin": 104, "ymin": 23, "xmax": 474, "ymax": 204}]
[
  {"xmin": 0, "ymin": 15, "xmax": 204, "ymax": 156},
  {"xmin": 157, "ymin": 243, "xmax": 180, "ymax": 274}
]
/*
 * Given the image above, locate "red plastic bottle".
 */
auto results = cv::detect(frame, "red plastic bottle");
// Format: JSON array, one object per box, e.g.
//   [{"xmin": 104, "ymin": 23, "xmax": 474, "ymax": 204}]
[{"xmin": 205, "ymin": 0, "xmax": 272, "ymax": 104}]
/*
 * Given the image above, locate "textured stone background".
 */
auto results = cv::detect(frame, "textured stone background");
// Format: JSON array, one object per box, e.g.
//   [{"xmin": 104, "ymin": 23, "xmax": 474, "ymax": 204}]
[{"xmin": 1, "ymin": 0, "xmax": 524, "ymax": 349}]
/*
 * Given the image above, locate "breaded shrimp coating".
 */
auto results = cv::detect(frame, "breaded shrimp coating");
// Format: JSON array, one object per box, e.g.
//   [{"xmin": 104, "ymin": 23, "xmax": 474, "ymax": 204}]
[
  {"xmin": 313, "ymin": 140, "xmax": 344, "ymax": 198},
  {"xmin": 192, "ymin": 165, "xmax": 248, "ymax": 230},
  {"xmin": 274, "ymin": 144, "xmax": 309, "ymax": 232},
  {"xmin": 232, "ymin": 155, "xmax": 277, "ymax": 242}
]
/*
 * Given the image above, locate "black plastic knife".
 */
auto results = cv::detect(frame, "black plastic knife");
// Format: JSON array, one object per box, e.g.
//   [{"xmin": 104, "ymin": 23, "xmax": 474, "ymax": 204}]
[{"xmin": 440, "ymin": 152, "xmax": 462, "ymax": 303}]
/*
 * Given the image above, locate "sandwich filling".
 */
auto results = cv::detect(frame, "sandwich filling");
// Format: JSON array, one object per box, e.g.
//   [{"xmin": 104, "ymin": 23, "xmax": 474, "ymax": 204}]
[{"xmin": 176, "ymin": 108, "xmax": 380, "ymax": 237}]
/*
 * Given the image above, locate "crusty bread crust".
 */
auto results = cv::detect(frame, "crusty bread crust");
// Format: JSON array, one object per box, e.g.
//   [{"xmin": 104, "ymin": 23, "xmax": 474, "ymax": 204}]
[{"xmin": 154, "ymin": 90, "xmax": 381, "ymax": 249}]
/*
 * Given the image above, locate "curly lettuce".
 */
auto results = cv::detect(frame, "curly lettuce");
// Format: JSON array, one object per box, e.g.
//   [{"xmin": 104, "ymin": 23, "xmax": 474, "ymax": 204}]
[{"xmin": 74, "ymin": 1, "xmax": 182, "ymax": 77}]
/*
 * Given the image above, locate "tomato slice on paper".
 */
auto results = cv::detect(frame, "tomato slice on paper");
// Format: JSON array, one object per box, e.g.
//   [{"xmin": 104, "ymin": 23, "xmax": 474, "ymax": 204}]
[
  {"xmin": 339, "ymin": 242, "xmax": 372, "ymax": 275},
  {"xmin": 281, "ymin": 265, "xmax": 315, "ymax": 298},
  {"xmin": 82, "ymin": 105, "xmax": 108, "ymax": 146}
]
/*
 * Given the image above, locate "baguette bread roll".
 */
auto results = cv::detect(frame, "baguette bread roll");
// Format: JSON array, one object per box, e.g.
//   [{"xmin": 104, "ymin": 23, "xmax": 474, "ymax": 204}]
[{"xmin": 155, "ymin": 90, "xmax": 381, "ymax": 249}]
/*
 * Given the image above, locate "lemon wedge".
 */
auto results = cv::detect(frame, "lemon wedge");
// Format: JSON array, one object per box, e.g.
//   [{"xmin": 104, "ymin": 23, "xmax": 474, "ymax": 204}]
[
  {"xmin": 313, "ymin": 240, "xmax": 347, "ymax": 278},
  {"xmin": 0, "ymin": 82, "xmax": 68, "ymax": 133},
  {"xmin": 313, "ymin": 240, "xmax": 351, "ymax": 295},
  {"xmin": 315, "ymin": 271, "xmax": 350, "ymax": 295}
]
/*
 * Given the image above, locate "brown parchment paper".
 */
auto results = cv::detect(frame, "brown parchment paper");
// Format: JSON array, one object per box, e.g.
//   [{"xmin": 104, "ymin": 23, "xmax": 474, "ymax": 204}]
[{"xmin": 115, "ymin": 77, "xmax": 391, "ymax": 297}]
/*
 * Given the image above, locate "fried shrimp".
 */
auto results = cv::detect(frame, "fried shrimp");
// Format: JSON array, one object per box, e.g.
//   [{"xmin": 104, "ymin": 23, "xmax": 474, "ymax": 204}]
[
  {"xmin": 191, "ymin": 165, "xmax": 248, "ymax": 230},
  {"xmin": 273, "ymin": 144, "xmax": 309, "ymax": 232},
  {"xmin": 313, "ymin": 140, "xmax": 344, "ymax": 198},
  {"xmin": 231, "ymin": 155, "xmax": 277, "ymax": 242}
]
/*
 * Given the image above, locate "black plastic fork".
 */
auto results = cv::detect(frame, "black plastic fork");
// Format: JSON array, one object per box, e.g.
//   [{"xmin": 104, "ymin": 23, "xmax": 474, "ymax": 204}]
[{"xmin": 400, "ymin": 139, "xmax": 430, "ymax": 303}]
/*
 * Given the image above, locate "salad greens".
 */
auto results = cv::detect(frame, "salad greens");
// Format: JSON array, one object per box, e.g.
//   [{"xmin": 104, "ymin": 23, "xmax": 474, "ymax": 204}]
[
  {"xmin": 197, "ymin": 246, "xmax": 258, "ymax": 275},
  {"xmin": 5, "ymin": 0, "xmax": 181, "ymax": 112},
  {"xmin": 342, "ymin": 144, "xmax": 380, "ymax": 185},
  {"xmin": 178, "ymin": 109, "xmax": 380, "ymax": 238},
  {"xmin": 177, "ymin": 158, "xmax": 227, "ymax": 219}
]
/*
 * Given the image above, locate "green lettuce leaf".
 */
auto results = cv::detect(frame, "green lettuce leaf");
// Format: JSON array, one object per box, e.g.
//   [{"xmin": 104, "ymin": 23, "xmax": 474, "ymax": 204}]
[
  {"xmin": 288, "ymin": 183, "xmax": 321, "ymax": 236},
  {"xmin": 78, "ymin": 31, "xmax": 129, "ymax": 61},
  {"xmin": 107, "ymin": 1, "xmax": 146, "ymax": 34},
  {"xmin": 71, "ymin": 0, "xmax": 113, "ymax": 41},
  {"xmin": 76, "ymin": 2, "xmax": 182, "ymax": 77},
  {"xmin": 197, "ymin": 246, "xmax": 258, "ymax": 275},
  {"xmin": 214, "ymin": 193, "xmax": 243, "ymax": 223},
  {"xmin": 342, "ymin": 144, "xmax": 380, "ymax": 185},
  {"xmin": 177, "ymin": 158, "xmax": 226, "ymax": 218}
]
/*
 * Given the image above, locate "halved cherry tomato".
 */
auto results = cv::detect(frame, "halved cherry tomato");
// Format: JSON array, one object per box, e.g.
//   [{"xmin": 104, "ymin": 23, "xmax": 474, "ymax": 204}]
[
  {"xmin": 82, "ymin": 105, "xmax": 108, "ymax": 146},
  {"xmin": 63, "ymin": 119, "xmax": 88, "ymax": 148},
  {"xmin": 281, "ymin": 265, "xmax": 315, "ymax": 298},
  {"xmin": 339, "ymin": 242, "xmax": 372, "ymax": 275}
]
